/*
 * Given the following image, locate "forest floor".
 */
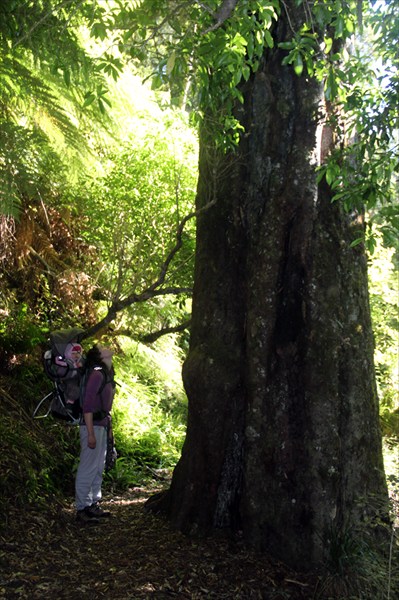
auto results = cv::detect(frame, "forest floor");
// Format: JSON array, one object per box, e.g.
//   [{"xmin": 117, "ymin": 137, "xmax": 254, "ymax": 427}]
[
  {"xmin": 1, "ymin": 482, "xmax": 398, "ymax": 600},
  {"xmin": 0, "ymin": 483, "xmax": 329, "ymax": 600}
]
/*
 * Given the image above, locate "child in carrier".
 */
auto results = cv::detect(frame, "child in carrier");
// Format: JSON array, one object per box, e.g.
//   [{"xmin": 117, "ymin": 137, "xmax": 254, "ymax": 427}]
[
  {"xmin": 51, "ymin": 342, "xmax": 84, "ymax": 419},
  {"xmin": 60, "ymin": 343, "xmax": 84, "ymax": 405}
]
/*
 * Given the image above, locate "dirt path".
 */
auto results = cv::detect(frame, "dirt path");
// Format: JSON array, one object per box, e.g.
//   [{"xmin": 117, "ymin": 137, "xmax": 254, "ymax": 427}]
[{"xmin": 0, "ymin": 487, "xmax": 315, "ymax": 600}]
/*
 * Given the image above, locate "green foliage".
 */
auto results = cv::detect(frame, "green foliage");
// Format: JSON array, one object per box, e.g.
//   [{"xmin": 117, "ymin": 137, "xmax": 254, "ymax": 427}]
[
  {"xmin": 1, "ymin": 8, "xmax": 198, "ymax": 345},
  {"xmin": 313, "ymin": 0, "xmax": 399, "ymax": 251},
  {"xmin": 0, "ymin": 194, "xmax": 100, "ymax": 339},
  {"xmin": 0, "ymin": 419, "xmax": 56, "ymax": 515},
  {"xmin": 76, "ymin": 103, "xmax": 198, "ymax": 310},
  {"xmin": 0, "ymin": 0, "xmax": 115, "ymax": 217},
  {"xmin": 279, "ymin": 28, "xmax": 319, "ymax": 78},
  {"xmin": 100, "ymin": 0, "xmax": 280, "ymax": 149},
  {"xmin": 0, "ymin": 304, "xmax": 47, "ymax": 357},
  {"xmin": 0, "ymin": 113, "xmax": 69, "ymax": 218},
  {"xmin": 110, "ymin": 336, "xmax": 187, "ymax": 475},
  {"xmin": 369, "ymin": 239, "xmax": 399, "ymax": 437},
  {"xmin": 0, "ymin": 370, "xmax": 79, "ymax": 522},
  {"xmin": 95, "ymin": 0, "xmax": 398, "ymax": 247},
  {"xmin": 325, "ymin": 524, "xmax": 367, "ymax": 577},
  {"xmin": 316, "ymin": 522, "xmax": 398, "ymax": 599},
  {"xmin": 318, "ymin": 475, "xmax": 398, "ymax": 599},
  {"xmin": 384, "ymin": 439, "xmax": 399, "ymax": 499},
  {"xmin": 104, "ymin": 456, "xmax": 143, "ymax": 490}
]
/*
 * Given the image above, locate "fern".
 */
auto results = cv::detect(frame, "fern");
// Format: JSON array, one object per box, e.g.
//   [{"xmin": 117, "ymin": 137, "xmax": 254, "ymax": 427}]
[{"xmin": 0, "ymin": 1, "xmax": 112, "ymax": 217}]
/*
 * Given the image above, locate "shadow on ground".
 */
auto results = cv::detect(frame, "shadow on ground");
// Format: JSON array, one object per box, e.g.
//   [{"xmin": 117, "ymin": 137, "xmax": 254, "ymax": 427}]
[{"xmin": 0, "ymin": 486, "xmax": 318, "ymax": 599}]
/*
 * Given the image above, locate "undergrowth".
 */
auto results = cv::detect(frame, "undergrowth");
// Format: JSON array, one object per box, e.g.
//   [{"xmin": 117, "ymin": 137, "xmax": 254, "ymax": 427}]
[
  {"xmin": 0, "ymin": 367, "xmax": 79, "ymax": 525},
  {"xmin": 105, "ymin": 335, "xmax": 187, "ymax": 491},
  {"xmin": 314, "ymin": 522, "xmax": 399, "ymax": 599},
  {"xmin": 0, "ymin": 332, "xmax": 187, "ymax": 524}
]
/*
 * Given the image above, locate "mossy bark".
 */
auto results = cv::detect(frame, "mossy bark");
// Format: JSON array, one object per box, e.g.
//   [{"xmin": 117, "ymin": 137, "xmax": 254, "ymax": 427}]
[{"xmin": 147, "ymin": 14, "xmax": 388, "ymax": 569}]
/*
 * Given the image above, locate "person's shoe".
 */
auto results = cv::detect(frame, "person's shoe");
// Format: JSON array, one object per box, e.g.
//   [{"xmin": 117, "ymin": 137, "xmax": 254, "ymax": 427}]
[
  {"xmin": 88, "ymin": 503, "xmax": 111, "ymax": 518},
  {"xmin": 76, "ymin": 507, "xmax": 100, "ymax": 525}
]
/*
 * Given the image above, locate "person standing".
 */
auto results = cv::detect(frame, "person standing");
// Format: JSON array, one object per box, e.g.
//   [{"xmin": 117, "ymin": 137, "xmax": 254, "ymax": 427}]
[{"xmin": 75, "ymin": 345, "xmax": 115, "ymax": 524}]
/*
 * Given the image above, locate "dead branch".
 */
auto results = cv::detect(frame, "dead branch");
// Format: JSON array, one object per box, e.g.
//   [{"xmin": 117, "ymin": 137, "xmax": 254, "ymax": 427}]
[{"xmin": 28, "ymin": 246, "xmax": 57, "ymax": 278}]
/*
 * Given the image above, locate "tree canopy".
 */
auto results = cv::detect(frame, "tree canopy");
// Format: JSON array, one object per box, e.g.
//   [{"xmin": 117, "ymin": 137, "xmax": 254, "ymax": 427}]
[{"xmin": 2, "ymin": 1, "xmax": 397, "ymax": 252}]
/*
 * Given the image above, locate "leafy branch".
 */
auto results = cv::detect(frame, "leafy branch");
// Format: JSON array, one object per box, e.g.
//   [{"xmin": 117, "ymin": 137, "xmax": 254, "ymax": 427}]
[{"xmin": 82, "ymin": 198, "xmax": 216, "ymax": 340}]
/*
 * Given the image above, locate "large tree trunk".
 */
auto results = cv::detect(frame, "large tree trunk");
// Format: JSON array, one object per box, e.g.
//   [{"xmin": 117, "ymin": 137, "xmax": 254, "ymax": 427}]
[{"xmin": 147, "ymin": 13, "xmax": 388, "ymax": 569}]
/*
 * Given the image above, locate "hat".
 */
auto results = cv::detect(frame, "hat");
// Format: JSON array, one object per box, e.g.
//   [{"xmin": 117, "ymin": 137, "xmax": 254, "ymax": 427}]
[{"xmin": 65, "ymin": 343, "xmax": 82, "ymax": 360}]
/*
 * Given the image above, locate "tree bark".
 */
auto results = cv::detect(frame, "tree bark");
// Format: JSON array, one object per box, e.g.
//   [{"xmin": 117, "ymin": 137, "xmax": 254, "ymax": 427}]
[{"xmin": 147, "ymin": 13, "xmax": 389, "ymax": 569}]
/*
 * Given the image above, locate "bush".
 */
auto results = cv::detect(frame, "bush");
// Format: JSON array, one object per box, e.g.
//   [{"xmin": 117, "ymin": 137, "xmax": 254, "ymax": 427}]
[
  {"xmin": 0, "ymin": 373, "xmax": 79, "ymax": 524},
  {"xmin": 110, "ymin": 337, "xmax": 187, "ymax": 478}
]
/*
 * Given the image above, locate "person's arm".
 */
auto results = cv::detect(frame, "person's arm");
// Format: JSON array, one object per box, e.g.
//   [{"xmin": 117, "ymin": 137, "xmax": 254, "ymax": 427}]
[
  {"xmin": 84, "ymin": 412, "xmax": 96, "ymax": 448},
  {"xmin": 83, "ymin": 369, "xmax": 104, "ymax": 448}
]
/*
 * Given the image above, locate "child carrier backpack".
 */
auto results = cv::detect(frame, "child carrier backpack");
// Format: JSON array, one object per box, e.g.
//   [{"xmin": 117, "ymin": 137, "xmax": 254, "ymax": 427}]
[{"xmin": 34, "ymin": 327, "xmax": 85, "ymax": 425}]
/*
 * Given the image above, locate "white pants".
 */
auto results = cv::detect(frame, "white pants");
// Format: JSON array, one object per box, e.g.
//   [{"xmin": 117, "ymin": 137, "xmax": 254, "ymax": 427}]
[{"xmin": 75, "ymin": 425, "xmax": 107, "ymax": 511}]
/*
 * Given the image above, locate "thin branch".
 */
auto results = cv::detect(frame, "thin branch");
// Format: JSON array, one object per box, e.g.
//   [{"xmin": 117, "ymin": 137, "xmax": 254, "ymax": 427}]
[
  {"xmin": 202, "ymin": 0, "xmax": 240, "ymax": 34},
  {"xmin": 280, "ymin": 0, "xmax": 296, "ymax": 35},
  {"xmin": 27, "ymin": 245, "xmax": 56, "ymax": 278},
  {"xmin": 138, "ymin": 198, "xmax": 216, "ymax": 298},
  {"xmin": 119, "ymin": 287, "xmax": 193, "ymax": 308},
  {"xmin": 139, "ymin": 319, "xmax": 192, "ymax": 344},
  {"xmin": 195, "ymin": 2, "xmax": 215, "ymax": 17},
  {"xmin": 139, "ymin": 1, "xmax": 190, "ymax": 47},
  {"xmin": 83, "ymin": 287, "xmax": 192, "ymax": 340}
]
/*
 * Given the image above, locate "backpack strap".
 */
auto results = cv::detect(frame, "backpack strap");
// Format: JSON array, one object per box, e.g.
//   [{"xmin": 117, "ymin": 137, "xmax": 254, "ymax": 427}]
[{"xmin": 94, "ymin": 365, "xmax": 116, "ymax": 394}]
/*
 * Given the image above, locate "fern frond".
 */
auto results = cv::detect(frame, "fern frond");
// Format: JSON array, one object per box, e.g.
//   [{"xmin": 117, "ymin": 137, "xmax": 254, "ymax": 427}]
[{"xmin": 0, "ymin": 1, "xmax": 113, "ymax": 217}]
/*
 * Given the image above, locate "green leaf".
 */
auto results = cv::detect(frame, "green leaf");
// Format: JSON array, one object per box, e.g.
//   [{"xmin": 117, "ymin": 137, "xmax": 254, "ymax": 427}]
[
  {"xmin": 82, "ymin": 92, "xmax": 96, "ymax": 108},
  {"xmin": 345, "ymin": 16, "xmax": 354, "ymax": 34},
  {"xmin": 232, "ymin": 68, "xmax": 242, "ymax": 86},
  {"xmin": 334, "ymin": 16, "xmax": 344, "ymax": 38},
  {"xmin": 279, "ymin": 41, "xmax": 295, "ymax": 50},
  {"xmin": 305, "ymin": 57, "xmax": 314, "ymax": 76},
  {"xmin": 151, "ymin": 74, "xmax": 163, "ymax": 90},
  {"xmin": 264, "ymin": 30, "xmax": 274, "ymax": 48},
  {"xmin": 350, "ymin": 237, "xmax": 364, "ymax": 248},
  {"xmin": 242, "ymin": 65, "xmax": 251, "ymax": 81},
  {"xmin": 325, "ymin": 162, "xmax": 338, "ymax": 186},
  {"xmin": 294, "ymin": 53, "xmax": 303, "ymax": 76},
  {"xmin": 325, "ymin": 69, "xmax": 338, "ymax": 100},
  {"xmin": 316, "ymin": 166, "xmax": 326, "ymax": 184},
  {"xmin": 166, "ymin": 52, "xmax": 176, "ymax": 76},
  {"xmin": 323, "ymin": 37, "xmax": 333, "ymax": 54},
  {"xmin": 63, "ymin": 69, "xmax": 71, "ymax": 87},
  {"xmin": 90, "ymin": 22, "xmax": 107, "ymax": 41},
  {"xmin": 247, "ymin": 34, "xmax": 254, "ymax": 59}
]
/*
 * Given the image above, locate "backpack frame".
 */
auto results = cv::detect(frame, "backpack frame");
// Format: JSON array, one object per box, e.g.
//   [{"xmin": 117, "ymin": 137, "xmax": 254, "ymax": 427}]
[{"xmin": 34, "ymin": 328, "xmax": 85, "ymax": 425}]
